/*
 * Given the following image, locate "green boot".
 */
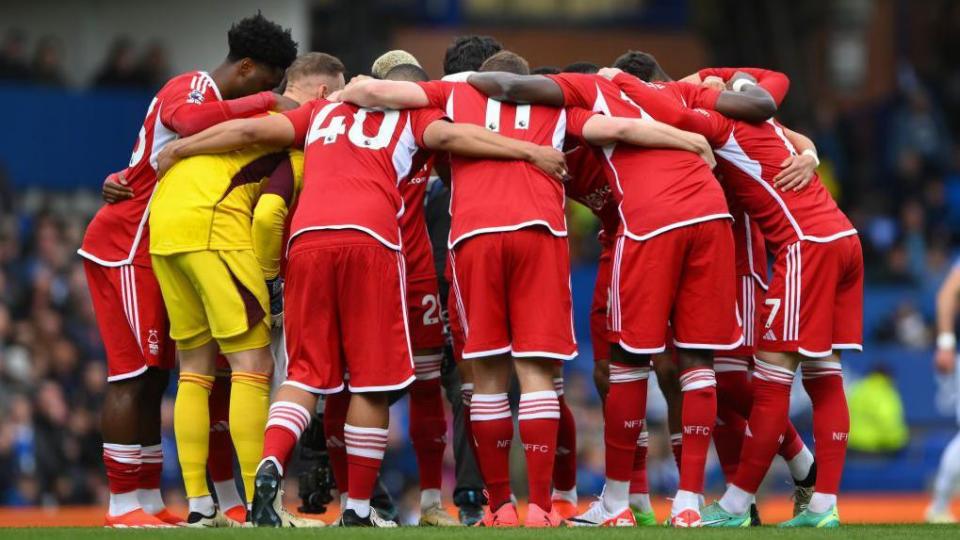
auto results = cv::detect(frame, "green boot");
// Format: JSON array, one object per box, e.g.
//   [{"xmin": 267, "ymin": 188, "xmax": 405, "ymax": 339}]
[
  {"xmin": 699, "ymin": 502, "xmax": 751, "ymax": 528},
  {"xmin": 779, "ymin": 505, "xmax": 840, "ymax": 528},
  {"xmin": 631, "ymin": 507, "xmax": 657, "ymax": 527}
]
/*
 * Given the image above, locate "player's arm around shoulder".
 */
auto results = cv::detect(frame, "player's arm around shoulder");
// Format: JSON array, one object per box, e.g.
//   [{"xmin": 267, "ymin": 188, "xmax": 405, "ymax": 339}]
[
  {"xmin": 338, "ymin": 77, "xmax": 430, "ymax": 109},
  {"xmin": 156, "ymin": 114, "xmax": 296, "ymax": 178},
  {"xmin": 422, "ymin": 120, "xmax": 567, "ymax": 181}
]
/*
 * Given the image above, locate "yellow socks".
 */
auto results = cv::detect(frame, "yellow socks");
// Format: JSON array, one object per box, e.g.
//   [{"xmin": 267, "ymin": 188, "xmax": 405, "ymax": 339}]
[
  {"xmin": 230, "ymin": 371, "xmax": 272, "ymax": 501},
  {"xmin": 174, "ymin": 372, "xmax": 215, "ymax": 499}
]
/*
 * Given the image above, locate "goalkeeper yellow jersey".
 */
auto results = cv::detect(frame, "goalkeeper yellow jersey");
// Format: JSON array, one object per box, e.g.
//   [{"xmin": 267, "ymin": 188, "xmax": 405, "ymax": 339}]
[{"xmin": 149, "ymin": 146, "xmax": 302, "ymax": 256}]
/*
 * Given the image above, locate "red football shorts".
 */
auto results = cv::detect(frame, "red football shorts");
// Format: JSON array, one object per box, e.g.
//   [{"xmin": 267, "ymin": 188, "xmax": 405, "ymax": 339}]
[
  {"xmin": 83, "ymin": 260, "xmax": 175, "ymax": 381},
  {"xmin": 450, "ymin": 228, "xmax": 577, "ymax": 361},
  {"xmin": 610, "ymin": 219, "xmax": 742, "ymax": 353},
  {"xmin": 406, "ymin": 274, "xmax": 444, "ymax": 351},
  {"xmin": 282, "ymin": 230, "xmax": 415, "ymax": 394},
  {"xmin": 756, "ymin": 235, "xmax": 864, "ymax": 357},
  {"xmin": 590, "ymin": 242, "xmax": 615, "ymax": 363}
]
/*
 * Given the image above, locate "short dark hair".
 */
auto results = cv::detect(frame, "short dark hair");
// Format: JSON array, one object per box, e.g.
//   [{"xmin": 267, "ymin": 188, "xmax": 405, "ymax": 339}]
[
  {"xmin": 563, "ymin": 61, "xmax": 599, "ymax": 74},
  {"xmin": 531, "ymin": 66, "xmax": 561, "ymax": 75},
  {"xmin": 613, "ymin": 50, "xmax": 668, "ymax": 82},
  {"xmin": 384, "ymin": 63, "xmax": 429, "ymax": 83},
  {"xmin": 227, "ymin": 12, "xmax": 298, "ymax": 70},
  {"xmin": 480, "ymin": 50, "xmax": 530, "ymax": 75},
  {"xmin": 285, "ymin": 52, "xmax": 345, "ymax": 83},
  {"xmin": 443, "ymin": 35, "xmax": 503, "ymax": 75}
]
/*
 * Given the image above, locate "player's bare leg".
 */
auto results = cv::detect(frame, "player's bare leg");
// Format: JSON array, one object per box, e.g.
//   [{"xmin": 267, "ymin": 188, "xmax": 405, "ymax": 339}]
[
  {"xmin": 410, "ymin": 346, "xmax": 458, "ymax": 526},
  {"xmin": 652, "ymin": 352, "xmax": 683, "ymax": 472},
  {"xmin": 102, "ymin": 373, "xmax": 170, "ymax": 527},
  {"xmin": 551, "ymin": 361, "xmax": 578, "ymax": 519},
  {"xmin": 469, "ymin": 355, "xmax": 519, "ymax": 526},
  {"xmin": 670, "ymin": 348, "xmax": 717, "ymax": 527},
  {"xmin": 571, "ymin": 345, "xmax": 648, "ymax": 527},
  {"xmin": 136, "ymin": 367, "xmax": 182, "ymax": 525}
]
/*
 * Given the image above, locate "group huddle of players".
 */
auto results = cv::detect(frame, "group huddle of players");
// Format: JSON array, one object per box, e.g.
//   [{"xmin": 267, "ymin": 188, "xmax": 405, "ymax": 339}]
[{"xmin": 81, "ymin": 12, "xmax": 862, "ymax": 530}]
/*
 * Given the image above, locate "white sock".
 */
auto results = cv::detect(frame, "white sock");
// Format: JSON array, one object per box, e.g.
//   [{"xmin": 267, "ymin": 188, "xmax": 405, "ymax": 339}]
[
  {"xmin": 932, "ymin": 431, "xmax": 960, "ymax": 513},
  {"xmin": 671, "ymin": 489, "xmax": 701, "ymax": 516},
  {"xmin": 602, "ymin": 479, "xmax": 630, "ymax": 514},
  {"xmin": 719, "ymin": 485, "xmax": 753, "ymax": 515},
  {"xmin": 420, "ymin": 488, "xmax": 442, "ymax": 509},
  {"xmin": 346, "ymin": 497, "xmax": 371, "ymax": 518},
  {"xmin": 808, "ymin": 492, "xmax": 837, "ymax": 514},
  {"xmin": 109, "ymin": 490, "xmax": 142, "ymax": 517},
  {"xmin": 787, "ymin": 445, "xmax": 815, "ymax": 481},
  {"xmin": 136, "ymin": 488, "xmax": 165, "ymax": 515},
  {"xmin": 214, "ymin": 479, "xmax": 244, "ymax": 511},
  {"xmin": 188, "ymin": 495, "xmax": 216, "ymax": 516},
  {"xmin": 340, "ymin": 492, "xmax": 347, "ymax": 509},
  {"xmin": 553, "ymin": 487, "xmax": 577, "ymax": 505},
  {"xmin": 629, "ymin": 493, "xmax": 652, "ymax": 513}
]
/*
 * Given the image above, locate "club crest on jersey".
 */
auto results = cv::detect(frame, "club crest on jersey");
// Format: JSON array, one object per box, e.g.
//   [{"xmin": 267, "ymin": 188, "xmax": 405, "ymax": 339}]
[
  {"xmin": 187, "ymin": 89, "xmax": 205, "ymax": 105},
  {"xmin": 148, "ymin": 329, "xmax": 160, "ymax": 355}
]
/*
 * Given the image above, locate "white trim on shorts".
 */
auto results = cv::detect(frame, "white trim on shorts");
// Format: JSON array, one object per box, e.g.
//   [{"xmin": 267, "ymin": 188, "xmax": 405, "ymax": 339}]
[
  {"xmin": 281, "ymin": 379, "xmax": 346, "ymax": 395},
  {"xmin": 106, "ymin": 365, "xmax": 149, "ymax": 383},
  {"xmin": 348, "ymin": 374, "xmax": 416, "ymax": 393}
]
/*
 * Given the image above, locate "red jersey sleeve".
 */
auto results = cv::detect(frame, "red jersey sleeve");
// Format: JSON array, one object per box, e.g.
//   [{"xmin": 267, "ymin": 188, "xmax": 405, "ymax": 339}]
[
  {"xmin": 673, "ymin": 108, "xmax": 733, "ymax": 148},
  {"xmin": 609, "ymin": 72, "xmax": 686, "ymax": 126},
  {"xmin": 546, "ymin": 73, "xmax": 598, "ymax": 108},
  {"xmin": 408, "ymin": 107, "xmax": 448, "ymax": 148},
  {"xmin": 564, "ymin": 107, "xmax": 598, "ymax": 139},
  {"xmin": 670, "ymin": 81, "xmax": 721, "ymax": 110},
  {"xmin": 283, "ymin": 100, "xmax": 322, "ymax": 149},
  {"xmin": 159, "ymin": 80, "xmax": 276, "ymax": 137},
  {"xmin": 697, "ymin": 66, "xmax": 790, "ymax": 106},
  {"xmin": 416, "ymin": 81, "xmax": 453, "ymax": 110}
]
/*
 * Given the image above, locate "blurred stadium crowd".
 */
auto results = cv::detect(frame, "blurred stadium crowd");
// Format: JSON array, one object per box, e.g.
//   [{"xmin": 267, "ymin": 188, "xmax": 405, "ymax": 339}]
[{"xmin": 1, "ymin": 8, "xmax": 959, "ymax": 514}]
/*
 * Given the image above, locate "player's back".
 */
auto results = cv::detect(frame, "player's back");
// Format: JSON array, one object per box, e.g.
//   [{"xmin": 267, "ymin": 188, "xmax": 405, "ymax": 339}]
[
  {"xmin": 563, "ymin": 141, "xmax": 619, "ymax": 240},
  {"xmin": 399, "ymin": 154, "xmax": 437, "ymax": 278},
  {"xmin": 555, "ymin": 73, "xmax": 730, "ymax": 240},
  {"xmin": 417, "ymin": 80, "xmax": 567, "ymax": 247},
  {"xmin": 714, "ymin": 118, "xmax": 855, "ymax": 251},
  {"xmin": 286, "ymin": 99, "xmax": 445, "ymax": 250},
  {"xmin": 150, "ymin": 146, "xmax": 288, "ymax": 255},
  {"xmin": 80, "ymin": 71, "xmax": 222, "ymax": 266}
]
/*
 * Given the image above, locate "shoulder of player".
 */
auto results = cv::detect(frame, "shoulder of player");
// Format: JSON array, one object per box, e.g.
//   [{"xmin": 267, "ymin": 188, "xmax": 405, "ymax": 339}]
[{"xmin": 160, "ymin": 71, "xmax": 220, "ymax": 101}]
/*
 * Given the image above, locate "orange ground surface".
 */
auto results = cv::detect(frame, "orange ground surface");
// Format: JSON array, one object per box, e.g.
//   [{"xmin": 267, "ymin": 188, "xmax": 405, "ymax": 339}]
[{"xmin": 0, "ymin": 495, "xmax": 957, "ymax": 527}]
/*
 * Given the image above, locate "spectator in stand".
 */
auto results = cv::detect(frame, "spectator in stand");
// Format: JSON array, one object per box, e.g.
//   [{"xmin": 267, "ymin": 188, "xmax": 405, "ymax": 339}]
[
  {"xmin": 135, "ymin": 41, "xmax": 171, "ymax": 90},
  {"xmin": 31, "ymin": 36, "xmax": 66, "ymax": 87},
  {"xmin": 0, "ymin": 28, "xmax": 30, "ymax": 81},
  {"xmin": 93, "ymin": 37, "xmax": 142, "ymax": 88}
]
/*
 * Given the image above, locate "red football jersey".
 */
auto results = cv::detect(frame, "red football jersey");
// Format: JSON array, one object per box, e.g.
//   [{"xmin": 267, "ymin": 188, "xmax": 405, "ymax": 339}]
[
  {"xmin": 79, "ymin": 71, "xmax": 223, "ymax": 266},
  {"xmin": 283, "ymin": 99, "xmax": 446, "ymax": 250},
  {"xmin": 563, "ymin": 139, "xmax": 619, "ymax": 244},
  {"xmin": 661, "ymin": 80, "xmax": 721, "ymax": 111},
  {"xmin": 400, "ymin": 153, "xmax": 437, "ymax": 278},
  {"xmin": 551, "ymin": 73, "xmax": 731, "ymax": 240},
  {"xmin": 416, "ymin": 80, "xmax": 568, "ymax": 248},
  {"xmin": 673, "ymin": 107, "xmax": 856, "ymax": 252}
]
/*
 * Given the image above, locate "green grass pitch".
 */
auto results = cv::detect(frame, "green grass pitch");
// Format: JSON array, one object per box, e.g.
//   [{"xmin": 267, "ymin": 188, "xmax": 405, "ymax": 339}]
[{"xmin": 1, "ymin": 526, "xmax": 957, "ymax": 539}]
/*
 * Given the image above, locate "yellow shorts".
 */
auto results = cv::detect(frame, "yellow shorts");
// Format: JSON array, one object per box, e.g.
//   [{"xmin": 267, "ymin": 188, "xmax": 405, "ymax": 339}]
[{"xmin": 152, "ymin": 249, "xmax": 270, "ymax": 354}]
